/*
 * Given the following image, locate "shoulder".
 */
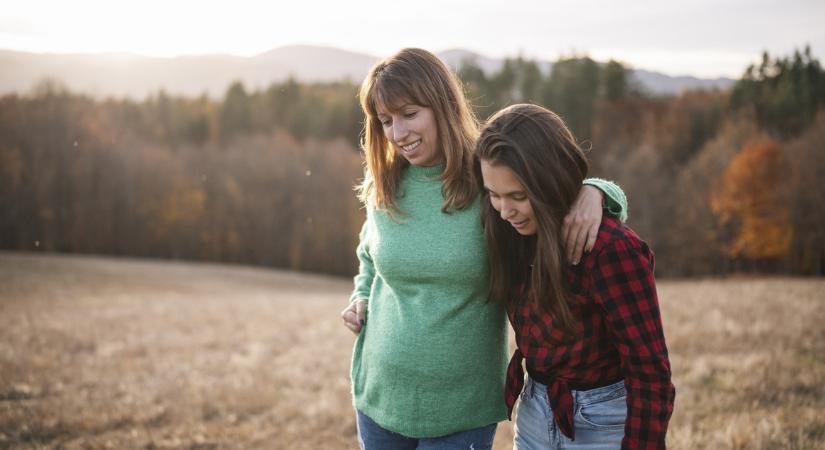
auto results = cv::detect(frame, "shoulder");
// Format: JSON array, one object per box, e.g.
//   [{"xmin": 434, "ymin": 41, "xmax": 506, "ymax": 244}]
[
  {"xmin": 586, "ymin": 217, "xmax": 653, "ymax": 268},
  {"xmin": 591, "ymin": 217, "xmax": 646, "ymax": 251}
]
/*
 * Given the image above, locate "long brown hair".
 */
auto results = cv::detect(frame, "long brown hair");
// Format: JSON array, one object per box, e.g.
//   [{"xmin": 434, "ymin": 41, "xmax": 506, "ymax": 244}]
[
  {"xmin": 357, "ymin": 48, "xmax": 479, "ymax": 213},
  {"xmin": 475, "ymin": 103, "xmax": 589, "ymax": 328}
]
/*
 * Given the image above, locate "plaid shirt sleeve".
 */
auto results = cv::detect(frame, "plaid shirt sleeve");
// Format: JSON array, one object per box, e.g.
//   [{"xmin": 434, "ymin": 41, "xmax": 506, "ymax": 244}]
[{"xmin": 590, "ymin": 235, "xmax": 675, "ymax": 450}]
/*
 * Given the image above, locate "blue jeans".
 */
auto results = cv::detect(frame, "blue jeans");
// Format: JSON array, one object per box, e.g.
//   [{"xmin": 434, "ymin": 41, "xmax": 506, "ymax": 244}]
[
  {"xmin": 356, "ymin": 410, "xmax": 497, "ymax": 450},
  {"xmin": 514, "ymin": 377, "xmax": 627, "ymax": 450}
]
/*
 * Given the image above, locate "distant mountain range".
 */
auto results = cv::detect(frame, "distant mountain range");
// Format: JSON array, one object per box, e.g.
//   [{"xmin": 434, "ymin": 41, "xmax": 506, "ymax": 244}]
[{"xmin": 0, "ymin": 45, "xmax": 735, "ymax": 99}]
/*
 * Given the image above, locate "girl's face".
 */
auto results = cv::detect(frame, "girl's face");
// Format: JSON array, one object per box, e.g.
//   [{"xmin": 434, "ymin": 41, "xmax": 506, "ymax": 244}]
[
  {"xmin": 480, "ymin": 160, "xmax": 537, "ymax": 236},
  {"xmin": 376, "ymin": 102, "xmax": 442, "ymax": 167}
]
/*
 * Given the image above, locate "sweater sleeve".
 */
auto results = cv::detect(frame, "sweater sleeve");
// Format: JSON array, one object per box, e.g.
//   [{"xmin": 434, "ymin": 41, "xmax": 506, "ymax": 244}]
[
  {"xmin": 583, "ymin": 178, "xmax": 628, "ymax": 223},
  {"xmin": 349, "ymin": 218, "xmax": 375, "ymax": 304}
]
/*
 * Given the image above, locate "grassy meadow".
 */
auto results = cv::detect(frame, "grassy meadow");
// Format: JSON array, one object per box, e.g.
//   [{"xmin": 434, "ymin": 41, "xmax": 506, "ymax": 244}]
[{"xmin": 1, "ymin": 252, "xmax": 823, "ymax": 449}]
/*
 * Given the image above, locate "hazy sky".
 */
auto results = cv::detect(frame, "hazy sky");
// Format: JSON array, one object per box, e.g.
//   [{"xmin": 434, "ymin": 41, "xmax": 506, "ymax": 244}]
[{"xmin": 2, "ymin": 0, "xmax": 823, "ymax": 78}]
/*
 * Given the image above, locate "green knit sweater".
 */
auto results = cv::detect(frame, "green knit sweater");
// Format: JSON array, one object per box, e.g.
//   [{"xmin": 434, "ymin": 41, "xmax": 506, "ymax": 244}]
[{"xmin": 349, "ymin": 164, "xmax": 626, "ymax": 438}]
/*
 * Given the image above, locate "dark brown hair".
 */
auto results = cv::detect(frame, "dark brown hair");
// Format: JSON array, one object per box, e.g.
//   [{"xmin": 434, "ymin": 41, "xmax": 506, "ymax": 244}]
[
  {"xmin": 357, "ymin": 48, "xmax": 479, "ymax": 213},
  {"xmin": 475, "ymin": 103, "xmax": 589, "ymax": 328}
]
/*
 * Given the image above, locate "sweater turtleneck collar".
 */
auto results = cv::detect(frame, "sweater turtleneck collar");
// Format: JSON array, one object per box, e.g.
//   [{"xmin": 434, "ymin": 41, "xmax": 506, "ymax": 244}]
[{"xmin": 405, "ymin": 162, "xmax": 445, "ymax": 181}]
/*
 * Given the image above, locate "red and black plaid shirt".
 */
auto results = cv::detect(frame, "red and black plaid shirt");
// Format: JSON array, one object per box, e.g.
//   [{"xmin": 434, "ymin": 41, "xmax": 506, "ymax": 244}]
[{"xmin": 505, "ymin": 217, "xmax": 675, "ymax": 449}]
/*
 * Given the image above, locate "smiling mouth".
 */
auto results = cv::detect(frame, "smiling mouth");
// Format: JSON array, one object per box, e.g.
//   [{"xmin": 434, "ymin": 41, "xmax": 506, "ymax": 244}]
[
  {"xmin": 400, "ymin": 140, "xmax": 421, "ymax": 153},
  {"xmin": 510, "ymin": 219, "xmax": 529, "ymax": 228}
]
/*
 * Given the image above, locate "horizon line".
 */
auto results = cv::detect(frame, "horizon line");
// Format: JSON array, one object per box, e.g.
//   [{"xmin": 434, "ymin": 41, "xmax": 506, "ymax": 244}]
[{"xmin": 0, "ymin": 44, "xmax": 744, "ymax": 81}]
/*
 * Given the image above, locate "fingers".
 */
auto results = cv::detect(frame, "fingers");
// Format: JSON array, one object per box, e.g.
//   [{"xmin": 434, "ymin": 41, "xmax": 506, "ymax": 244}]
[
  {"xmin": 564, "ymin": 185, "xmax": 605, "ymax": 264},
  {"xmin": 341, "ymin": 312, "xmax": 360, "ymax": 334},
  {"xmin": 340, "ymin": 302, "xmax": 362, "ymax": 334},
  {"xmin": 584, "ymin": 222, "xmax": 599, "ymax": 254},
  {"xmin": 355, "ymin": 299, "xmax": 367, "ymax": 327},
  {"xmin": 562, "ymin": 214, "xmax": 574, "ymax": 260},
  {"xmin": 569, "ymin": 223, "xmax": 587, "ymax": 264},
  {"xmin": 564, "ymin": 212, "xmax": 587, "ymax": 264},
  {"xmin": 341, "ymin": 299, "xmax": 368, "ymax": 335},
  {"xmin": 565, "ymin": 212, "xmax": 602, "ymax": 264}
]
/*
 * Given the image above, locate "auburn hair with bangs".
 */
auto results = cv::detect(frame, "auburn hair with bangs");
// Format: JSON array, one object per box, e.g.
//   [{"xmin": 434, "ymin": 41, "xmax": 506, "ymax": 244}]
[{"xmin": 357, "ymin": 48, "xmax": 480, "ymax": 213}]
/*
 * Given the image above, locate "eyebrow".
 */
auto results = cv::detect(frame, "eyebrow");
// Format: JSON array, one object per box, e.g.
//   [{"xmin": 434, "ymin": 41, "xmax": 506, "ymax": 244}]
[{"xmin": 377, "ymin": 103, "xmax": 419, "ymax": 116}]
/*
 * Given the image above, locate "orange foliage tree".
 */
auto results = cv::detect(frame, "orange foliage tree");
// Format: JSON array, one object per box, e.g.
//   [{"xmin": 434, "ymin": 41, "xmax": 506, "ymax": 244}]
[{"xmin": 711, "ymin": 137, "xmax": 792, "ymax": 261}]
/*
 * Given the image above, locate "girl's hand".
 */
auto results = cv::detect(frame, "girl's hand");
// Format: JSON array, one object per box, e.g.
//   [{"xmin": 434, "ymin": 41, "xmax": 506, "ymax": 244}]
[
  {"xmin": 341, "ymin": 299, "xmax": 367, "ymax": 334},
  {"xmin": 563, "ymin": 185, "xmax": 604, "ymax": 265}
]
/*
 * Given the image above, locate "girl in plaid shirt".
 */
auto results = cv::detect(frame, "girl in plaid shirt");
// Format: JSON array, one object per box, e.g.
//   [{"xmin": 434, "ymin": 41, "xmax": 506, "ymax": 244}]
[{"xmin": 476, "ymin": 103, "xmax": 675, "ymax": 449}]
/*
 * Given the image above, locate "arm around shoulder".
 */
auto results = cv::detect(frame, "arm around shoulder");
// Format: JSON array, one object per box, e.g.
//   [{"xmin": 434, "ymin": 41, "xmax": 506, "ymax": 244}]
[{"xmin": 583, "ymin": 177, "xmax": 628, "ymax": 222}]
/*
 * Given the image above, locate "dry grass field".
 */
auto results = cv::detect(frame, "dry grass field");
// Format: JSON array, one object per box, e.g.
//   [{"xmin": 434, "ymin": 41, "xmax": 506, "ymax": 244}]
[{"xmin": 1, "ymin": 251, "xmax": 823, "ymax": 450}]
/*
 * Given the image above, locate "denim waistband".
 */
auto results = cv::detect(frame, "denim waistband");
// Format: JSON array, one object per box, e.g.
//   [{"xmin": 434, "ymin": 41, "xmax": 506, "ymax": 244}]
[{"xmin": 526, "ymin": 376, "xmax": 625, "ymax": 403}]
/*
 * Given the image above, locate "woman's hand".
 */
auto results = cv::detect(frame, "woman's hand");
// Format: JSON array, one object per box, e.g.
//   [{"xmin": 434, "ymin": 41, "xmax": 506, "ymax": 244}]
[
  {"xmin": 562, "ymin": 185, "xmax": 604, "ymax": 265},
  {"xmin": 341, "ymin": 299, "xmax": 367, "ymax": 334}
]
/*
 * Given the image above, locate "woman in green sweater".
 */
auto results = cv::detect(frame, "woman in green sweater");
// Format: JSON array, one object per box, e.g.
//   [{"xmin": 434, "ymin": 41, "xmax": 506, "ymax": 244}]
[{"xmin": 340, "ymin": 48, "xmax": 627, "ymax": 449}]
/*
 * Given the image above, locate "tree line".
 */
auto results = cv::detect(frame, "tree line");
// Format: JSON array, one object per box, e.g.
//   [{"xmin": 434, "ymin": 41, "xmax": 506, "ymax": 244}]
[{"xmin": 1, "ymin": 47, "xmax": 823, "ymax": 276}]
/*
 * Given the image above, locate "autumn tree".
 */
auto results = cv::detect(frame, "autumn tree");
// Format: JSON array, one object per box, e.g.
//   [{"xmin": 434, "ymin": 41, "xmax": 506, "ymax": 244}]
[{"xmin": 711, "ymin": 137, "xmax": 792, "ymax": 269}]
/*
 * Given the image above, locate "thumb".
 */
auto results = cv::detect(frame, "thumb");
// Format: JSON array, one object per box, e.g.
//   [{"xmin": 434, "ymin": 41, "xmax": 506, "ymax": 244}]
[{"xmin": 355, "ymin": 300, "xmax": 367, "ymax": 326}]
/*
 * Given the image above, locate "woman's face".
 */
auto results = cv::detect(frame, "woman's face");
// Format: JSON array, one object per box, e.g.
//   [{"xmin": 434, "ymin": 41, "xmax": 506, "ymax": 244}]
[
  {"xmin": 376, "ymin": 102, "xmax": 442, "ymax": 167},
  {"xmin": 480, "ymin": 160, "xmax": 537, "ymax": 236}
]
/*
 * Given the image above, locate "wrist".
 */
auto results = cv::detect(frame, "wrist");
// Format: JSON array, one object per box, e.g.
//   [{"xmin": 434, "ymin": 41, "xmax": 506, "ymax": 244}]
[{"xmin": 585, "ymin": 184, "xmax": 605, "ymax": 206}]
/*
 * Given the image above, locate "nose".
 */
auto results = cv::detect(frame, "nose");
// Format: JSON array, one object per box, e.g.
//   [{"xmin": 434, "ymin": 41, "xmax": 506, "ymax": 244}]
[
  {"xmin": 392, "ymin": 118, "xmax": 409, "ymax": 142},
  {"xmin": 499, "ymin": 199, "xmax": 515, "ymax": 220}
]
